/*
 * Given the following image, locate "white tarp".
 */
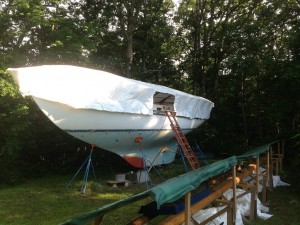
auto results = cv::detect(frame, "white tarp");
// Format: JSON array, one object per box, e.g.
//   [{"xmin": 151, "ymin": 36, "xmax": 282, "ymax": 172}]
[
  {"xmin": 243, "ymin": 167, "xmax": 290, "ymax": 192},
  {"xmin": 7, "ymin": 65, "xmax": 214, "ymax": 119},
  {"xmin": 190, "ymin": 188, "xmax": 272, "ymax": 225},
  {"xmin": 188, "ymin": 170, "xmax": 290, "ymax": 225}
]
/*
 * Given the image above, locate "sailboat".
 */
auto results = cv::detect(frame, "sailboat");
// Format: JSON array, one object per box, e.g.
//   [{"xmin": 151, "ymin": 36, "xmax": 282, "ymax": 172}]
[{"xmin": 7, "ymin": 65, "xmax": 214, "ymax": 168}]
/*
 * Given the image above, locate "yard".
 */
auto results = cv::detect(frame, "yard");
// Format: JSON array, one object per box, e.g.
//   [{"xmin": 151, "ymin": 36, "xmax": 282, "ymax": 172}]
[{"xmin": 0, "ymin": 163, "xmax": 299, "ymax": 225}]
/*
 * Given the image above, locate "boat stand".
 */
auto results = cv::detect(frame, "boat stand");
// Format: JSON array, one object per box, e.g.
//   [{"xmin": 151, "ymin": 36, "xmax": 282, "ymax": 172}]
[
  {"xmin": 135, "ymin": 136, "xmax": 164, "ymax": 189},
  {"xmin": 177, "ymin": 146, "xmax": 189, "ymax": 173},
  {"xmin": 66, "ymin": 144, "xmax": 98, "ymax": 193},
  {"xmin": 193, "ymin": 140, "xmax": 209, "ymax": 165}
]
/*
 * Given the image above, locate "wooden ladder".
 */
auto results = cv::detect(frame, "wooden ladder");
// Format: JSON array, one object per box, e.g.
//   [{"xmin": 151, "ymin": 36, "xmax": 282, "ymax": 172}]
[{"xmin": 165, "ymin": 111, "xmax": 200, "ymax": 170}]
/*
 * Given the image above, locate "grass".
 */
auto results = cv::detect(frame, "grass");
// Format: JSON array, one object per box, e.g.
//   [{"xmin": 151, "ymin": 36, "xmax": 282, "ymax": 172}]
[
  {"xmin": 0, "ymin": 163, "xmax": 299, "ymax": 225},
  {"xmin": 0, "ymin": 162, "xmax": 186, "ymax": 225},
  {"xmin": 0, "ymin": 175, "xmax": 151, "ymax": 225},
  {"xmin": 253, "ymin": 187, "xmax": 300, "ymax": 225}
]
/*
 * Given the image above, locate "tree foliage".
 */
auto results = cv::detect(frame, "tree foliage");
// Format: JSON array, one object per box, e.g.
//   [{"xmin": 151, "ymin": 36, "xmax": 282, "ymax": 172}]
[{"xmin": 0, "ymin": 0, "xmax": 299, "ymax": 182}]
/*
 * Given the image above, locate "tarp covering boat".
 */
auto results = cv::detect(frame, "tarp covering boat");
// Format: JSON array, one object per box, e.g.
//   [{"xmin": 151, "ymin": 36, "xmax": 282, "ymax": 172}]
[{"xmin": 7, "ymin": 65, "xmax": 214, "ymax": 119}]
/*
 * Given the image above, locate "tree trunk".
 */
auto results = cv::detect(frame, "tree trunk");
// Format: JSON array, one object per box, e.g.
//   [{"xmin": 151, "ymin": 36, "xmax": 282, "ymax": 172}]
[
  {"xmin": 123, "ymin": 1, "xmax": 144, "ymax": 78},
  {"xmin": 241, "ymin": 72, "xmax": 249, "ymax": 147},
  {"xmin": 125, "ymin": 24, "xmax": 133, "ymax": 78}
]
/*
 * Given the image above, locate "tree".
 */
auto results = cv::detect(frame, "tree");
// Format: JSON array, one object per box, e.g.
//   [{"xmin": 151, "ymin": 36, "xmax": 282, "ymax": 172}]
[
  {"xmin": 0, "ymin": 0, "xmax": 92, "ymax": 68},
  {"xmin": 0, "ymin": 70, "xmax": 31, "ymax": 182},
  {"xmin": 79, "ymin": 0, "xmax": 148, "ymax": 77},
  {"xmin": 0, "ymin": 0, "xmax": 92, "ymax": 182},
  {"xmin": 176, "ymin": 0, "xmax": 299, "ymax": 148},
  {"xmin": 0, "ymin": 0, "xmax": 299, "ymax": 182}
]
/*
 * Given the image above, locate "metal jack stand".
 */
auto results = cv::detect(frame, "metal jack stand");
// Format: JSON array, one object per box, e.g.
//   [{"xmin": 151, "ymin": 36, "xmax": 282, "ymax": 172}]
[
  {"xmin": 193, "ymin": 140, "xmax": 209, "ymax": 165},
  {"xmin": 67, "ymin": 144, "xmax": 98, "ymax": 193},
  {"xmin": 134, "ymin": 136, "xmax": 164, "ymax": 189},
  {"xmin": 178, "ymin": 146, "xmax": 189, "ymax": 173}
]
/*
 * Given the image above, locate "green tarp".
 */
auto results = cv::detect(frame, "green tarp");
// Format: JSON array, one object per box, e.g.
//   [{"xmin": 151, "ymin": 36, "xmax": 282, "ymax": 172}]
[
  {"xmin": 149, "ymin": 156, "xmax": 238, "ymax": 209},
  {"xmin": 237, "ymin": 142, "xmax": 275, "ymax": 160},
  {"xmin": 149, "ymin": 143, "xmax": 274, "ymax": 209}
]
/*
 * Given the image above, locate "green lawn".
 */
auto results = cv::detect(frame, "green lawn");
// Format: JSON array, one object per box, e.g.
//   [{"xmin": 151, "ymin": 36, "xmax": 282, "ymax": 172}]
[
  {"xmin": 0, "ymin": 175, "xmax": 151, "ymax": 225},
  {"xmin": 253, "ymin": 186, "xmax": 300, "ymax": 225},
  {"xmin": 0, "ymin": 168, "xmax": 299, "ymax": 225}
]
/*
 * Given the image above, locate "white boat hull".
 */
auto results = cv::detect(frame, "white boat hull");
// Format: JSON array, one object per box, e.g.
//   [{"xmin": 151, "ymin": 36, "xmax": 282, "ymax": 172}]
[
  {"xmin": 34, "ymin": 97, "xmax": 205, "ymax": 168},
  {"xmin": 7, "ymin": 65, "xmax": 213, "ymax": 168}
]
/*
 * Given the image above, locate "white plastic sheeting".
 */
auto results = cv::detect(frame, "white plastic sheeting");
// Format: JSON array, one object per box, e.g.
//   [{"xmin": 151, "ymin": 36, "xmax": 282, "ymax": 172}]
[
  {"xmin": 272, "ymin": 175, "xmax": 290, "ymax": 188},
  {"xmin": 7, "ymin": 65, "xmax": 214, "ymax": 119},
  {"xmin": 186, "ymin": 170, "xmax": 290, "ymax": 225},
  {"xmin": 189, "ymin": 188, "xmax": 272, "ymax": 225},
  {"xmin": 243, "ymin": 167, "xmax": 290, "ymax": 192}
]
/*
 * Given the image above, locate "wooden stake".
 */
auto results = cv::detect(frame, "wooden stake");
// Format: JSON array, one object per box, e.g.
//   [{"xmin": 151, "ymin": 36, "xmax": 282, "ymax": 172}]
[
  {"xmin": 269, "ymin": 146, "xmax": 274, "ymax": 188},
  {"xmin": 266, "ymin": 150, "xmax": 270, "ymax": 187},
  {"xmin": 93, "ymin": 215, "xmax": 104, "ymax": 225},
  {"xmin": 256, "ymin": 157, "xmax": 259, "ymax": 194},
  {"xmin": 232, "ymin": 165, "xmax": 237, "ymax": 224},
  {"xmin": 185, "ymin": 192, "xmax": 191, "ymax": 225},
  {"xmin": 249, "ymin": 188, "xmax": 257, "ymax": 223},
  {"xmin": 262, "ymin": 174, "xmax": 267, "ymax": 205}
]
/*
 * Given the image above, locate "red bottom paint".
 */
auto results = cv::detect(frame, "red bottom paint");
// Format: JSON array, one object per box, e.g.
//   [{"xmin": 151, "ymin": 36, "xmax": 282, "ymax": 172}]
[{"xmin": 123, "ymin": 156, "xmax": 144, "ymax": 168}]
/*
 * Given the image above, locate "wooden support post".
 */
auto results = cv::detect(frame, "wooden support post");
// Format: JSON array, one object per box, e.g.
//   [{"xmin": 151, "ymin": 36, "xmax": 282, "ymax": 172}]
[
  {"xmin": 269, "ymin": 146, "xmax": 274, "ymax": 188},
  {"xmin": 262, "ymin": 174, "xmax": 267, "ymax": 205},
  {"xmin": 270, "ymin": 146, "xmax": 273, "ymax": 172},
  {"xmin": 281, "ymin": 140, "xmax": 285, "ymax": 172},
  {"xmin": 227, "ymin": 205, "xmax": 233, "ymax": 225},
  {"xmin": 232, "ymin": 165, "xmax": 237, "ymax": 225},
  {"xmin": 272, "ymin": 141, "xmax": 284, "ymax": 175},
  {"xmin": 93, "ymin": 215, "xmax": 104, "ymax": 225},
  {"xmin": 266, "ymin": 150, "xmax": 270, "ymax": 187},
  {"xmin": 255, "ymin": 157, "xmax": 259, "ymax": 194},
  {"xmin": 282, "ymin": 140, "xmax": 285, "ymax": 157},
  {"xmin": 185, "ymin": 192, "xmax": 191, "ymax": 225},
  {"xmin": 277, "ymin": 140, "xmax": 284, "ymax": 172},
  {"xmin": 249, "ymin": 187, "xmax": 257, "ymax": 224},
  {"xmin": 275, "ymin": 158, "xmax": 279, "ymax": 175}
]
